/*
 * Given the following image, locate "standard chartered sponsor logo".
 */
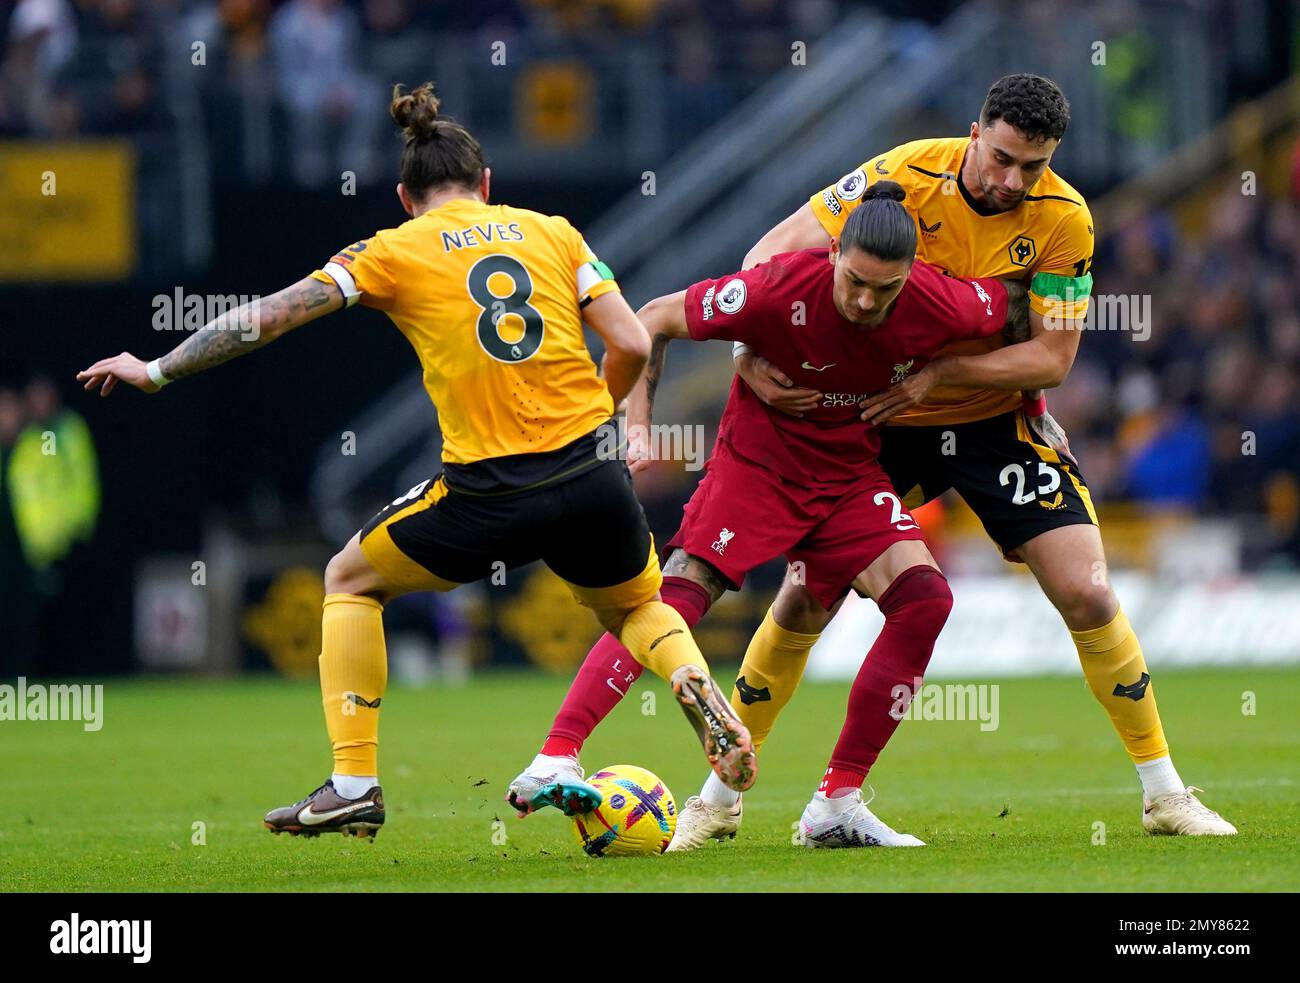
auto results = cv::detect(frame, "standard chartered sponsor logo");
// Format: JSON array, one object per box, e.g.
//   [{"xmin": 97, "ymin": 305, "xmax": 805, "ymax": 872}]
[{"xmin": 821, "ymin": 392, "xmax": 869, "ymax": 407}]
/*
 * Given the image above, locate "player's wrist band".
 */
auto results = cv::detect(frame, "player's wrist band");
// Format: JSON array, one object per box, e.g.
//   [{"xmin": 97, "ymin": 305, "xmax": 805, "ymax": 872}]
[
  {"xmin": 146, "ymin": 359, "xmax": 173, "ymax": 388},
  {"xmin": 732, "ymin": 342, "xmax": 751, "ymax": 360},
  {"xmin": 1022, "ymin": 394, "xmax": 1047, "ymax": 417}
]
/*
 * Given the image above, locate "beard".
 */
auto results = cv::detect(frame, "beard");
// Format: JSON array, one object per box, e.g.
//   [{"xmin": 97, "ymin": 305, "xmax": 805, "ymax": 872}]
[{"xmin": 980, "ymin": 178, "xmax": 1026, "ymax": 211}]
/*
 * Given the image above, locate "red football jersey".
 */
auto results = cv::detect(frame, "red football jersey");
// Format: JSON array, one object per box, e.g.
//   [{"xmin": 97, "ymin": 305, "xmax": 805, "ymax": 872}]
[{"xmin": 685, "ymin": 249, "xmax": 1008, "ymax": 485}]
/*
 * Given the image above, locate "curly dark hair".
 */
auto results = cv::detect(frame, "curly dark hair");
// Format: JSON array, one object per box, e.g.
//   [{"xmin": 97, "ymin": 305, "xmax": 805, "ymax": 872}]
[{"xmin": 979, "ymin": 74, "xmax": 1070, "ymax": 142}]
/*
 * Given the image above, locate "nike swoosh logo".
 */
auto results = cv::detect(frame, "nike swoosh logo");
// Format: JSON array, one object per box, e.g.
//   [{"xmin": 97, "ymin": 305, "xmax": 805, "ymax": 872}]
[
  {"xmin": 802, "ymin": 361, "xmax": 836, "ymax": 371},
  {"xmin": 649, "ymin": 629, "xmax": 683, "ymax": 651},
  {"xmin": 297, "ymin": 800, "xmax": 375, "ymax": 825}
]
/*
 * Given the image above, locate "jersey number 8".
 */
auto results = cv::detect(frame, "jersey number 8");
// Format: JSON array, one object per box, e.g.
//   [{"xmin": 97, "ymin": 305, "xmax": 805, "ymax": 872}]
[{"xmin": 468, "ymin": 254, "xmax": 546, "ymax": 362}]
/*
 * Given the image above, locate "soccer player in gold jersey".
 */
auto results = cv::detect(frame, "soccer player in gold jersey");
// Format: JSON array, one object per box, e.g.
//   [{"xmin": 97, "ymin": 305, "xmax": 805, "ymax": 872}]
[
  {"xmin": 77, "ymin": 82, "xmax": 756, "ymax": 840},
  {"xmin": 667, "ymin": 73, "xmax": 1235, "ymax": 846}
]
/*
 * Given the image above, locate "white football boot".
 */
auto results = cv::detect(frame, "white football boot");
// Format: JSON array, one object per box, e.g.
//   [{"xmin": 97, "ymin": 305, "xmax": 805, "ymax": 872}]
[
  {"xmin": 799, "ymin": 789, "xmax": 925, "ymax": 848},
  {"xmin": 665, "ymin": 795, "xmax": 744, "ymax": 852},
  {"xmin": 670, "ymin": 665, "xmax": 757, "ymax": 792},
  {"xmin": 1142, "ymin": 786, "xmax": 1237, "ymax": 836},
  {"xmin": 506, "ymin": 753, "xmax": 599, "ymax": 817}
]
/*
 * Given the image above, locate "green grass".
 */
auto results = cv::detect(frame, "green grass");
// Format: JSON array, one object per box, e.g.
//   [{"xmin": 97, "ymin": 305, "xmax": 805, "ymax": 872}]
[{"xmin": 2, "ymin": 668, "xmax": 1296, "ymax": 892}]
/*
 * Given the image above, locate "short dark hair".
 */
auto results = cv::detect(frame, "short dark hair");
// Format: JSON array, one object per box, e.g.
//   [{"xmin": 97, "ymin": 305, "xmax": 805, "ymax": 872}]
[
  {"xmin": 979, "ymin": 74, "xmax": 1070, "ymax": 142},
  {"xmin": 839, "ymin": 180, "xmax": 916, "ymax": 263}
]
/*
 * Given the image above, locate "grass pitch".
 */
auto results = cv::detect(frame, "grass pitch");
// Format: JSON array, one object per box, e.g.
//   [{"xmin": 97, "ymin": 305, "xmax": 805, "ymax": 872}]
[{"xmin": 2, "ymin": 667, "xmax": 1296, "ymax": 892}]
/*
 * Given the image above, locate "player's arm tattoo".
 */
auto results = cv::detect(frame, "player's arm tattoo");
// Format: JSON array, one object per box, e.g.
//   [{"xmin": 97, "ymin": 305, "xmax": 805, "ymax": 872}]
[
  {"xmin": 159, "ymin": 277, "xmax": 341, "ymax": 381},
  {"xmin": 642, "ymin": 333, "xmax": 672, "ymax": 416},
  {"xmin": 663, "ymin": 549, "xmax": 730, "ymax": 604},
  {"xmin": 1001, "ymin": 279, "xmax": 1042, "ymax": 400},
  {"xmin": 999, "ymin": 278, "xmax": 1030, "ymax": 345}
]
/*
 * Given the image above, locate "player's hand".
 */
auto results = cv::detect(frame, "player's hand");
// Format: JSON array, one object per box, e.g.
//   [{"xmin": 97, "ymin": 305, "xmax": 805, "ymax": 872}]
[
  {"xmin": 626, "ymin": 418, "xmax": 653, "ymax": 475},
  {"xmin": 858, "ymin": 360, "xmax": 943, "ymax": 425},
  {"xmin": 735, "ymin": 351, "xmax": 821, "ymax": 418},
  {"xmin": 76, "ymin": 353, "xmax": 160, "ymax": 396}
]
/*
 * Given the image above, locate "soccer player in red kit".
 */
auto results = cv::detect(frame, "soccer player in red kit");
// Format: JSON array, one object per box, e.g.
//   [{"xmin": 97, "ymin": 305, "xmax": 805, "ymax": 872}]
[{"xmin": 509, "ymin": 182, "xmax": 1027, "ymax": 846}]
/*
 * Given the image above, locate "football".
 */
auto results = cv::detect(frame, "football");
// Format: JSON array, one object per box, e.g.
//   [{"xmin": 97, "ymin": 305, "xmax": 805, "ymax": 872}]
[{"xmin": 571, "ymin": 765, "xmax": 677, "ymax": 857}]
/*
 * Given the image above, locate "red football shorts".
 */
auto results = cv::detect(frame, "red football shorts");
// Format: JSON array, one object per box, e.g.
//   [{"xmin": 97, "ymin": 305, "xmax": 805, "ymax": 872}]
[{"xmin": 664, "ymin": 444, "xmax": 927, "ymax": 609}]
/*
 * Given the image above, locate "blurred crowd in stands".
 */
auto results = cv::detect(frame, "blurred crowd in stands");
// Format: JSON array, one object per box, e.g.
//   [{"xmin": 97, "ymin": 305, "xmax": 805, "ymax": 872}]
[
  {"xmin": 0, "ymin": 0, "xmax": 853, "ymax": 149},
  {"xmin": 1062, "ymin": 169, "xmax": 1300, "ymax": 562}
]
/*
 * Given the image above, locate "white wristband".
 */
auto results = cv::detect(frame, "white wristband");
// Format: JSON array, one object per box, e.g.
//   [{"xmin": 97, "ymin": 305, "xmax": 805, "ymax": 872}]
[
  {"xmin": 732, "ymin": 342, "xmax": 752, "ymax": 360},
  {"xmin": 146, "ymin": 359, "xmax": 173, "ymax": 387}
]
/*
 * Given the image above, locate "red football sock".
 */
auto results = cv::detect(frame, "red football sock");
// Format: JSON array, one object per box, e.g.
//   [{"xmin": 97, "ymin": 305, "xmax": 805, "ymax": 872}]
[
  {"xmin": 540, "ymin": 735, "xmax": 584, "ymax": 758},
  {"xmin": 543, "ymin": 577, "xmax": 714, "ymax": 754},
  {"xmin": 821, "ymin": 566, "xmax": 952, "ymax": 790},
  {"xmin": 659, "ymin": 576, "xmax": 713, "ymax": 629},
  {"xmin": 819, "ymin": 767, "xmax": 868, "ymax": 798}
]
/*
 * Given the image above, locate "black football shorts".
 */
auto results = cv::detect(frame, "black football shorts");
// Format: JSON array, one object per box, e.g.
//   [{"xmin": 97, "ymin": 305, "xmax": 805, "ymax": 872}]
[
  {"xmin": 358, "ymin": 441, "xmax": 660, "ymax": 609},
  {"xmin": 879, "ymin": 408, "xmax": 1097, "ymax": 556}
]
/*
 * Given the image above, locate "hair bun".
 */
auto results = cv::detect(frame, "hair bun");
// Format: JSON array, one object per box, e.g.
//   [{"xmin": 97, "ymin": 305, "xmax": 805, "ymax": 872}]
[
  {"xmin": 390, "ymin": 81, "xmax": 442, "ymax": 143},
  {"xmin": 863, "ymin": 179, "xmax": 906, "ymax": 203}
]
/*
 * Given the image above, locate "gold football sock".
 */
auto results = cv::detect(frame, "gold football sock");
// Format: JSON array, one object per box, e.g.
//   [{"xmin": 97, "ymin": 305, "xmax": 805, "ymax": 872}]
[
  {"xmin": 731, "ymin": 608, "xmax": 820, "ymax": 752},
  {"xmin": 319, "ymin": 593, "xmax": 388, "ymax": 776},
  {"xmin": 618, "ymin": 600, "xmax": 709, "ymax": 682},
  {"xmin": 1072, "ymin": 608, "xmax": 1168, "ymax": 763}
]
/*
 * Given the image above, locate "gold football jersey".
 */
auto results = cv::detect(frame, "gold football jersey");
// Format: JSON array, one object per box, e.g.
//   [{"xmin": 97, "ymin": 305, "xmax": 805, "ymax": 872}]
[
  {"xmin": 311, "ymin": 197, "xmax": 619, "ymax": 464},
  {"xmin": 810, "ymin": 136, "xmax": 1094, "ymax": 425}
]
